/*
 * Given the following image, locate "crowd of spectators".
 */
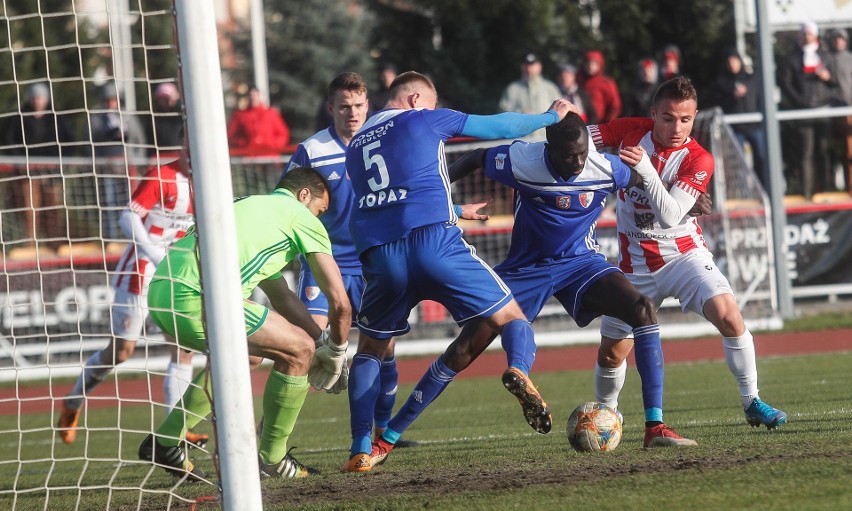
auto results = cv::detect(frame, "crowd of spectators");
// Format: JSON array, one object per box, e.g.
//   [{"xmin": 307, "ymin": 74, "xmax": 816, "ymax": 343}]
[
  {"xmin": 2, "ymin": 22, "xmax": 852, "ymax": 202},
  {"xmin": 493, "ymin": 24, "xmax": 852, "ymax": 199}
]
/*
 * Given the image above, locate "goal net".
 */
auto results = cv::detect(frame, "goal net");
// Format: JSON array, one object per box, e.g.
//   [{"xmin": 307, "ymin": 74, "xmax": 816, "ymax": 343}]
[{"xmin": 0, "ymin": 2, "xmax": 231, "ymax": 509}]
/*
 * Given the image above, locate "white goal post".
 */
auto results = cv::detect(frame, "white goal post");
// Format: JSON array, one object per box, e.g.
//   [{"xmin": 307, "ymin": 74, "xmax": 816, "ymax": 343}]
[
  {"xmin": 174, "ymin": 1, "xmax": 263, "ymax": 509},
  {"xmin": 0, "ymin": 2, "xmax": 259, "ymax": 509}
]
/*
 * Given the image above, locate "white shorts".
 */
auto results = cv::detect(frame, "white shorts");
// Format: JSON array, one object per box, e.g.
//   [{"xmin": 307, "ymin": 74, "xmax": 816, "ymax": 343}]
[
  {"xmin": 111, "ymin": 288, "xmax": 147, "ymax": 340},
  {"xmin": 600, "ymin": 249, "xmax": 734, "ymax": 339}
]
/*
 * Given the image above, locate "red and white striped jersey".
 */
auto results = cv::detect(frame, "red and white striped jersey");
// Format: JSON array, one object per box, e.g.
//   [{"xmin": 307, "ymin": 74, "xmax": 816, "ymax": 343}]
[
  {"xmin": 112, "ymin": 162, "xmax": 194, "ymax": 294},
  {"xmin": 589, "ymin": 117, "xmax": 715, "ymax": 274}
]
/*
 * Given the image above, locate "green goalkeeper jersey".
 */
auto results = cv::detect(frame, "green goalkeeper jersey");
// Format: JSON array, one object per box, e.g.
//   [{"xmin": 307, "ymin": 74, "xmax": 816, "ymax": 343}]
[{"xmin": 152, "ymin": 188, "xmax": 332, "ymax": 297}]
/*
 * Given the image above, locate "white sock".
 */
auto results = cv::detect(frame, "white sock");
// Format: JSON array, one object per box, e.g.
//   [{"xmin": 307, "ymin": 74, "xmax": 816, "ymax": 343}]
[
  {"xmin": 722, "ymin": 330, "xmax": 760, "ymax": 408},
  {"xmin": 595, "ymin": 359, "xmax": 627, "ymax": 411},
  {"xmin": 164, "ymin": 362, "xmax": 195, "ymax": 414},
  {"xmin": 66, "ymin": 351, "xmax": 113, "ymax": 410}
]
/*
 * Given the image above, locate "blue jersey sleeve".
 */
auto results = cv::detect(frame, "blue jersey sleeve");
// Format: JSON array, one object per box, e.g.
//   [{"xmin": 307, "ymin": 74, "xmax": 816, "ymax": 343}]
[
  {"xmin": 462, "ymin": 111, "xmax": 559, "ymax": 140},
  {"xmin": 603, "ymin": 153, "xmax": 634, "ymax": 191},
  {"xmin": 421, "ymin": 108, "xmax": 469, "ymax": 139},
  {"xmin": 483, "ymin": 145, "xmax": 518, "ymax": 188},
  {"xmin": 279, "ymin": 144, "xmax": 310, "ymax": 182}
]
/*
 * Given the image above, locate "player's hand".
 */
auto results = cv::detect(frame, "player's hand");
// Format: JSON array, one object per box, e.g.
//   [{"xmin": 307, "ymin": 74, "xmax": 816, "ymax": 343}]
[
  {"xmin": 459, "ymin": 201, "xmax": 491, "ymax": 221},
  {"xmin": 547, "ymin": 98, "xmax": 576, "ymax": 120},
  {"xmin": 308, "ymin": 341, "xmax": 348, "ymax": 390},
  {"xmin": 619, "ymin": 146, "xmax": 646, "ymax": 167},
  {"xmin": 326, "ymin": 362, "xmax": 349, "ymax": 394},
  {"xmin": 689, "ymin": 193, "xmax": 713, "ymax": 217}
]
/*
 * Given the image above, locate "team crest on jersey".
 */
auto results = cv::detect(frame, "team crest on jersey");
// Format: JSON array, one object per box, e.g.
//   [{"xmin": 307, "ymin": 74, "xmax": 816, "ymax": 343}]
[
  {"xmin": 556, "ymin": 196, "xmax": 571, "ymax": 209},
  {"xmin": 578, "ymin": 191, "xmax": 594, "ymax": 208},
  {"xmin": 495, "ymin": 153, "xmax": 507, "ymax": 170},
  {"xmin": 305, "ymin": 286, "xmax": 321, "ymax": 301},
  {"xmin": 634, "ymin": 212, "xmax": 656, "ymax": 230}
]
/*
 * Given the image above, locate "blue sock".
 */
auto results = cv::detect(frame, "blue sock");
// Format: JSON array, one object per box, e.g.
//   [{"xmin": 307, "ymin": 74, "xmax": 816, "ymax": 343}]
[
  {"xmin": 374, "ymin": 357, "xmax": 398, "ymax": 431},
  {"xmin": 381, "ymin": 427, "xmax": 401, "ymax": 444},
  {"xmin": 387, "ymin": 357, "xmax": 457, "ymax": 437},
  {"xmin": 501, "ymin": 318, "xmax": 536, "ymax": 375},
  {"xmin": 632, "ymin": 324, "xmax": 664, "ymax": 423},
  {"xmin": 348, "ymin": 353, "xmax": 382, "ymax": 456}
]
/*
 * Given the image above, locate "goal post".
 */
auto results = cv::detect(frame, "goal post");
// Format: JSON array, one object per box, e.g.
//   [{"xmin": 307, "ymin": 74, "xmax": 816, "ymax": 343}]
[
  {"xmin": 174, "ymin": 1, "xmax": 262, "ymax": 509},
  {"xmin": 0, "ymin": 1, "xmax": 261, "ymax": 509}
]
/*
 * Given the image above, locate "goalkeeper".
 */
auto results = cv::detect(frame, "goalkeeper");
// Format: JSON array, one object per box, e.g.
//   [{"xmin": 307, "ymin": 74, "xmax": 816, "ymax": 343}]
[{"xmin": 138, "ymin": 166, "xmax": 351, "ymax": 480}]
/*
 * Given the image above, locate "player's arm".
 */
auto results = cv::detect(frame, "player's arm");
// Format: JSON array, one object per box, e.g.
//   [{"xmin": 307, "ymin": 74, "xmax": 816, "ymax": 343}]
[
  {"xmin": 460, "ymin": 99, "xmax": 575, "ymax": 139},
  {"xmin": 304, "ymin": 252, "xmax": 351, "ymax": 348},
  {"xmin": 624, "ymin": 168, "xmax": 643, "ymax": 189},
  {"xmin": 257, "ymin": 275, "xmax": 322, "ymax": 340},
  {"xmin": 118, "ymin": 209, "xmax": 168, "ymax": 265},
  {"xmin": 588, "ymin": 117, "xmax": 654, "ymax": 150},
  {"xmin": 447, "ymin": 149, "xmax": 492, "ymax": 220},
  {"xmin": 448, "ymin": 148, "xmax": 487, "ymax": 183},
  {"xmin": 621, "ymin": 166, "xmax": 712, "ymax": 216},
  {"xmin": 688, "ymin": 193, "xmax": 713, "ymax": 217},
  {"xmin": 304, "ymin": 251, "xmax": 351, "ymax": 391},
  {"xmin": 620, "ymin": 146, "xmax": 697, "ymax": 228}
]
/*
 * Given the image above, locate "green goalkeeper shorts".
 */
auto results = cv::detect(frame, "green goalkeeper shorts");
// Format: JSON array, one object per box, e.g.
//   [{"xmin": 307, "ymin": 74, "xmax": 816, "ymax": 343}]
[{"xmin": 147, "ymin": 279, "xmax": 269, "ymax": 352}]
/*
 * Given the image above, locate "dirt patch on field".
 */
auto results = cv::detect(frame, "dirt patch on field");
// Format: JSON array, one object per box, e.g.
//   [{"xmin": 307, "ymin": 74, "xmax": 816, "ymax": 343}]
[{"xmin": 240, "ymin": 451, "xmax": 846, "ymax": 509}]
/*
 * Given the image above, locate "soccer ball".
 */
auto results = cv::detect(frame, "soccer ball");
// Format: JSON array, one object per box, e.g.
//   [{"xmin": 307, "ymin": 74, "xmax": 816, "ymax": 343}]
[{"xmin": 566, "ymin": 402, "xmax": 622, "ymax": 452}]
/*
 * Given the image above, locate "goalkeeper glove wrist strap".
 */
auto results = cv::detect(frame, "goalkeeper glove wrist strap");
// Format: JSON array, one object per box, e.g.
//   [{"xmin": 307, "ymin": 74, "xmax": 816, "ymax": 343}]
[{"xmin": 329, "ymin": 341, "xmax": 348, "ymax": 353}]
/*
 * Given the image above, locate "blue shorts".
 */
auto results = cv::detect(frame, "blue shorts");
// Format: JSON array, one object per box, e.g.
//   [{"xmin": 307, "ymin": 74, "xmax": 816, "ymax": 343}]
[
  {"xmin": 298, "ymin": 266, "xmax": 364, "ymax": 318},
  {"xmin": 496, "ymin": 252, "xmax": 620, "ymax": 328},
  {"xmin": 357, "ymin": 223, "xmax": 513, "ymax": 340}
]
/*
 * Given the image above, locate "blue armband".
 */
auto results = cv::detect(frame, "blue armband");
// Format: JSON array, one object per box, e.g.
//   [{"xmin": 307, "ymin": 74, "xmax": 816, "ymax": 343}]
[
  {"xmin": 453, "ymin": 204, "xmax": 463, "ymax": 216},
  {"xmin": 462, "ymin": 110, "xmax": 559, "ymax": 140}
]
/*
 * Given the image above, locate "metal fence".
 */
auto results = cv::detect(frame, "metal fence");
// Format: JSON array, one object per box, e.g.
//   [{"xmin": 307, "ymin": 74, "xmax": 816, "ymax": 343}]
[{"xmin": 7, "ymin": 109, "xmax": 852, "ymax": 380}]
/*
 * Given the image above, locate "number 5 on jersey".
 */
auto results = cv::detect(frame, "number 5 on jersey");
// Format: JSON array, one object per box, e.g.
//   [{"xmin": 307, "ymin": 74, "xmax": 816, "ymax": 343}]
[{"xmin": 363, "ymin": 141, "xmax": 389, "ymax": 191}]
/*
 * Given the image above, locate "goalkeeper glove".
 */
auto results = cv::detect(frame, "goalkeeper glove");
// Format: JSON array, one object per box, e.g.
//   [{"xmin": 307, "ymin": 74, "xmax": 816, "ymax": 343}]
[
  {"xmin": 308, "ymin": 340, "xmax": 348, "ymax": 391},
  {"xmin": 326, "ymin": 361, "xmax": 349, "ymax": 394}
]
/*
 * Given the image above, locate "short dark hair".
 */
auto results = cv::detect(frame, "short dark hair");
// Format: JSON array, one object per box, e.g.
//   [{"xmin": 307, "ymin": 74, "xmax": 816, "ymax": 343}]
[
  {"xmin": 653, "ymin": 76, "xmax": 698, "ymax": 107},
  {"xmin": 546, "ymin": 112, "xmax": 588, "ymax": 144},
  {"xmin": 389, "ymin": 71, "xmax": 436, "ymax": 97},
  {"xmin": 275, "ymin": 166, "xmax": 331, "ymax": 203},
  {"xmin": 328, "ymin": 72, "xmax": 368, "ymax": 101}
]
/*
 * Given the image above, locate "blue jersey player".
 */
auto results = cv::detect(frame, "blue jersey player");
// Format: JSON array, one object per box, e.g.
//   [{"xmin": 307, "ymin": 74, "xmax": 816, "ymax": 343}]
[
  {"xmin": 445, "ymin": 113, "xmax": 699, "ymax": 448},
  {"xmin": 281, "ymin": 72, "xmax": 418, "ymax": 447},
  {"xmin": 341, "ymin": 71, "xmax": 573, "ymax": 472}
]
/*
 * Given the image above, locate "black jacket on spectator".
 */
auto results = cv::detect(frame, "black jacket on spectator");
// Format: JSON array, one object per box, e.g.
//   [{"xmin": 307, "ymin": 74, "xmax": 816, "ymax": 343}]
[
  {"xmin": 778, "ymin": 48, "xmax": 835, "ymax": 109},
  {"xmin": 624, "ymin": 82, "xmax": 657, "ymax": 118},
  {"xmin": 2, "ymin": 106, "xmax": 74, "ymax": 157}
]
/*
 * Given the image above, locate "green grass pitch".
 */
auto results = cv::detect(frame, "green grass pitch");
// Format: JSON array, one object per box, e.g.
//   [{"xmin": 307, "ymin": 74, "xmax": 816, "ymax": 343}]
[{"xmin": 1, "ymin": 350, "xmax": 850, "ymax": 510}]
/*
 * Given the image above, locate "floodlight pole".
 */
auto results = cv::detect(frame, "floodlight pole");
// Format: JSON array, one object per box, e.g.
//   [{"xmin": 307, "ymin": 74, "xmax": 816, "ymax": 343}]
[
  {"xmin": 250, "ymin": 0, "xmax": 270, "ymax": 104},
  {"xmin": 755, "ymin": 0, "xmax": 794, "ymax": 318},
  {"xmin": 174, "ymin": 2, "xmax": 264, "ymax": 509}
]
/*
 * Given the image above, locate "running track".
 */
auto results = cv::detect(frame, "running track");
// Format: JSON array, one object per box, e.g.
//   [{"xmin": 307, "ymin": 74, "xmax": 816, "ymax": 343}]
[{"xmin": 5, "ymin": 329, "xmax": 852, "ymax": 416}]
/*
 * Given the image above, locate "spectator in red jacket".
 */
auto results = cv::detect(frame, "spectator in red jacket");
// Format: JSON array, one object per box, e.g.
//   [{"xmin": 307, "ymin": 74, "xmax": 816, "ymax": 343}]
[
  {"xmin": 227, "ymin": 86, "xmax": 290, "ymax": 157},
  {"xmin": 579, "ymin": 50, "xmax": 622, "ymax": 123}
]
